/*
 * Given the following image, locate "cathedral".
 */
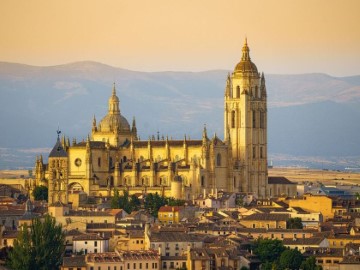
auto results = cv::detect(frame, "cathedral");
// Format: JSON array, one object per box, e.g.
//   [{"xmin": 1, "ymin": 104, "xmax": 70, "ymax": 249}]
[{"xmin": 35, "ymin": 39, "xmax": 276, "ymax": 205}]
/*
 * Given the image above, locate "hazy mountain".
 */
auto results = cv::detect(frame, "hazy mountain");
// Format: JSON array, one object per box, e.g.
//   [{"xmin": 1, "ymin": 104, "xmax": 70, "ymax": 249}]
[{"xmin": 0, "ymin": 61, "xmax": 359, "ymax": 169}]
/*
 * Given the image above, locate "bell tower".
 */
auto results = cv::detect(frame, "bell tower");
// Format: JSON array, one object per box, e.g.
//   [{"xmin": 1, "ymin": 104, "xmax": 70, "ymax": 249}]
[
  {"xmin": 224, "ymin": 39, "xmax": 268, "ymax": 197},
  {"xmin": 48, "ymin": 129, "xmax": 69, "ymax": 205}
]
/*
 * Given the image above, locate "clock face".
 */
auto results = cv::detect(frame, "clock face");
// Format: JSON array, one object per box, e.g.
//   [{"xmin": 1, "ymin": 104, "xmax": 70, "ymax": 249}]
[{"xmin": 75, "ymin": 158, "xmax": 82, "ymax": 167}]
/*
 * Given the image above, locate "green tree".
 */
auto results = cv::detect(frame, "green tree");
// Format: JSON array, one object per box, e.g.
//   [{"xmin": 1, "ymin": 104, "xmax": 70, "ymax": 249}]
[
  {"xmin": 32, "ymin": 185, "xmax": 48, "ymax": 201},
  {"xmin": 7, "ymin": 223, "xmax": 32, "ymax": 270},
  {"xmin": 253, "ymin": 238, "xmax": 286, "ymax": 265},
  {"xmin": 7, "ymin": 215, "xmax": 65, "ymax": 270},
  {"xmin": 111, "ymin": 188, "xmax": 121, "ymax": 208},
  {"xmin": 286, "ymin": 217, "xmax": 303, "ymax": 229},
  {"xmin": 278, "ymin": 248, "xmax": 303, "ymax": 270},
  {"xmin": 300, "ymin": 256, "xmax": 322, "ymax": 270},
  {"xmin": 167, "ymin": 197, "xmax": 185, "ymax": 207},
  {"xmin": 111, "ymin": 189, "xmax": 141, "ymax": 213},
  {"xmin": 144, "ymin": 192, "xmax": 167, "ymax": 217}
]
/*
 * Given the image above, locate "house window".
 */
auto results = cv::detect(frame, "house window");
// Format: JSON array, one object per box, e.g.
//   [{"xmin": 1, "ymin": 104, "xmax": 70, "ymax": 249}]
[{"xmin": 216, "ymin": 154, "xmax": 221, "ymax": 166}]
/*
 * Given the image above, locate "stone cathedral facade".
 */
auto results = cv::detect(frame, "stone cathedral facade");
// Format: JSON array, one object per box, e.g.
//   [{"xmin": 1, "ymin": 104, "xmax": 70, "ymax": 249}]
[{"xmin": 35, "ymin": 40, "xmax": 277, "ymax": 205}]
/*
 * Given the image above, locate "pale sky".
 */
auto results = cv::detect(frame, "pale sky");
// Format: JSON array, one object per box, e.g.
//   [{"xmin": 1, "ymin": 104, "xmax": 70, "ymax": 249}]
[{"xmin": 1, "ymin": 0, "xmax": 359, "ymax": 76}]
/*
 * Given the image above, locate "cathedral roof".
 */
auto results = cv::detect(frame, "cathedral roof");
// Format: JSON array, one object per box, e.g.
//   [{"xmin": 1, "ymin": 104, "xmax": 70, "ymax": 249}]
[
  {"xmin": 99, "ymin": 114, "xmax": 130, "ymax": 132},
  {"xmin": 132, "ymin": 140, "xmax": 203, "ymax": 148},
  {"xmin": 49, "ymin": 137, "xmax": 67, "ymax": 158},
  {"xmin": 97, "ymin": 84, "xmax": 131, "ymax": 133},
  {"xmin": 234, "ymin": 38, "xmax": 258, "ymax": 75}
]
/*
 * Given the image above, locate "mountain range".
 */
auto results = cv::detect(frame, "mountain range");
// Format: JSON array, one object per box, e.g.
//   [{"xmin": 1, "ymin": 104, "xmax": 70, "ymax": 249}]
[{"xmin": 0, "ymin": 61, "xmax": 359, "ymax": 170}]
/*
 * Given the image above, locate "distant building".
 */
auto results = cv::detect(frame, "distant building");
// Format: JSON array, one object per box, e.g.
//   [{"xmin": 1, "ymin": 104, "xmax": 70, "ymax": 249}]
[
  {"xmin": 72, "ymin": 233, "xmax": 109, "ymax": 254},
  {"xmin": 158, "ymin": 206, "xmax": 184, "ymax": 224},
  {"xmin": 34, "ymin": 39, "xmax": 301, "ymax": 206}
]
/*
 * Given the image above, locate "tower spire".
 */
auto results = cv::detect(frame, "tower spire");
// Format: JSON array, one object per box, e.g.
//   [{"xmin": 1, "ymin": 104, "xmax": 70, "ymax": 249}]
[
  {"xmin": 112, "ymin": 82, "xmax": 116, "ymax": 96},
  {"xmin": 241, "ymin": 38, "xmax": 251, "ymax": 61}
]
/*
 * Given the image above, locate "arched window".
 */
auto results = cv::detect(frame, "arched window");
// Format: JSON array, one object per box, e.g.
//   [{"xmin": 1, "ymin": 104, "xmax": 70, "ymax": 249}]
[
  {"xmin": 201, "ymin": 176, "xmax": 205, "ymax": 187},
  {"xmin": 98, "ymin": 157, "xmax": 101, "ymax": 167},
  {"xmin": 109, "ymin": 157, "xmax": 113, "ymax": 168},
  {"xmin": 216, "ymin": 153, "xmax": 221, "ymax": 167},
  {"xmin": 231, "ymin": 111, "xmax": 236, "ymax": 128},
  {"xmin": 260, "ymin": 112, "xmax": 265, "ymax": 129},
  {"xmin": 236, "ymin": 86, "xmax": 240, "ymax": 98},
  {"xmin": 252, "ymin": 111, "xmax": 256, "ymax": 128},
  {"xmin": 255, "ymin": 86, "xmax": 259, "ymax": 98}
]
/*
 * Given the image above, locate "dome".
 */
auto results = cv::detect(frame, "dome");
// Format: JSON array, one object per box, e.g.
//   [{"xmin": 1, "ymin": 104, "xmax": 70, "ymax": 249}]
[
  {"xmin": 98, "ymin": 83, "xmax": 130, "ymax": 132},
  {"xmin": 234, "ymin": 60, "xmax": 258, "ymax": 74},
  {"xmin": 99, "ymin": 114, "xmax": 130, "ymax": 132},
  {"xmin": 234, "ymin": 38, "xmax": 258, "ymax": 74}
]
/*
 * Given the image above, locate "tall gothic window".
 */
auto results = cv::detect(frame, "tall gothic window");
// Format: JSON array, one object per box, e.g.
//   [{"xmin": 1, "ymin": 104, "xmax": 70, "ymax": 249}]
[
  {"xmin": 231, "ymin": 111, "xmax": 236, "ymax": 128},
  {"xmin": 201, "ymin": 176, "xmax": 205, "ymax": 187},
  {"xmin": 216, "ymin": 153, "xmax": 221, "ymax": 167},
  {"xmin": 260, "ymin": 147, "xmax": 263, "ymax": 159},
  {"xmin": 236, "ymin": 86, "xmax": 240, "ymax": 98},
  {"xmin": 252, "ymin": 111, "xmax": 256, "ymax": 128},
  {"xmin": 253, "ymin": 146, "xmax": 256, "ymax": 159},
  {"xmin": 98, "ymin": 157, "xmax": 101, "ymax": 167},
  {"xmin": 109, "ymin": 157, "xmax": 113, "ymax": 168},
  {"xmin": 255, "ymin": 86, "xmax": 259, "ymax": 98},
  {"xmin": 260, "ymin": 112, "xmax": 265, "ymax": 129}
]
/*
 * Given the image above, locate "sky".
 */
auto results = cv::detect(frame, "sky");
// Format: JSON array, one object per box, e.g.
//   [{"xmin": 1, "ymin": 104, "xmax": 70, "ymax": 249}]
[{"xmin": 0, "ymin": 0, "xmax": 359, "ymax": 76}]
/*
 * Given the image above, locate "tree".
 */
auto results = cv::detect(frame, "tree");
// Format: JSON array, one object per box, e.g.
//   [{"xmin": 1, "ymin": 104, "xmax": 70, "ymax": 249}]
[
  {"xmin": 32, "ymin": 185, "xmax": 48, "ymax": 201},
  {"xmin": 253, "ymin": 238, "xmax": 286, "ymax": 265},
  {"xmin": 144, "ymin": 192, "xmax": 168, "ymax": 217},
  {"xmin": 111, "ymin": 189, "xmax": 141, "ymax": 213},
  {"xmin": 278, "ymin": 248, "xmax": 303, "ymax": 270},
  {"xmin": 300, "ymin": 256, "xmax": 322, "ymax": 270},
  {"xmin": 7, "ymin": 223, "xmax": 32, "ymax": 270},
  {"xmin": 7, "ymin": 215, "xmax": 65, "ymax": 270},
  {"xmin": 111, "ymin": 188, "xmax": 121, "ymax": 209},
  {"xmin": 287, "ymin": 217, "xmax": 303, "ymax": 229}
]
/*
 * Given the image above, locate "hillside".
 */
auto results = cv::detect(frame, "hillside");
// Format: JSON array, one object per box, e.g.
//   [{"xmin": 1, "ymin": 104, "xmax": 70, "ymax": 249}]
[{"xmin": 0, "ymin": 61, "xmax": 359, "ymax": 169}]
